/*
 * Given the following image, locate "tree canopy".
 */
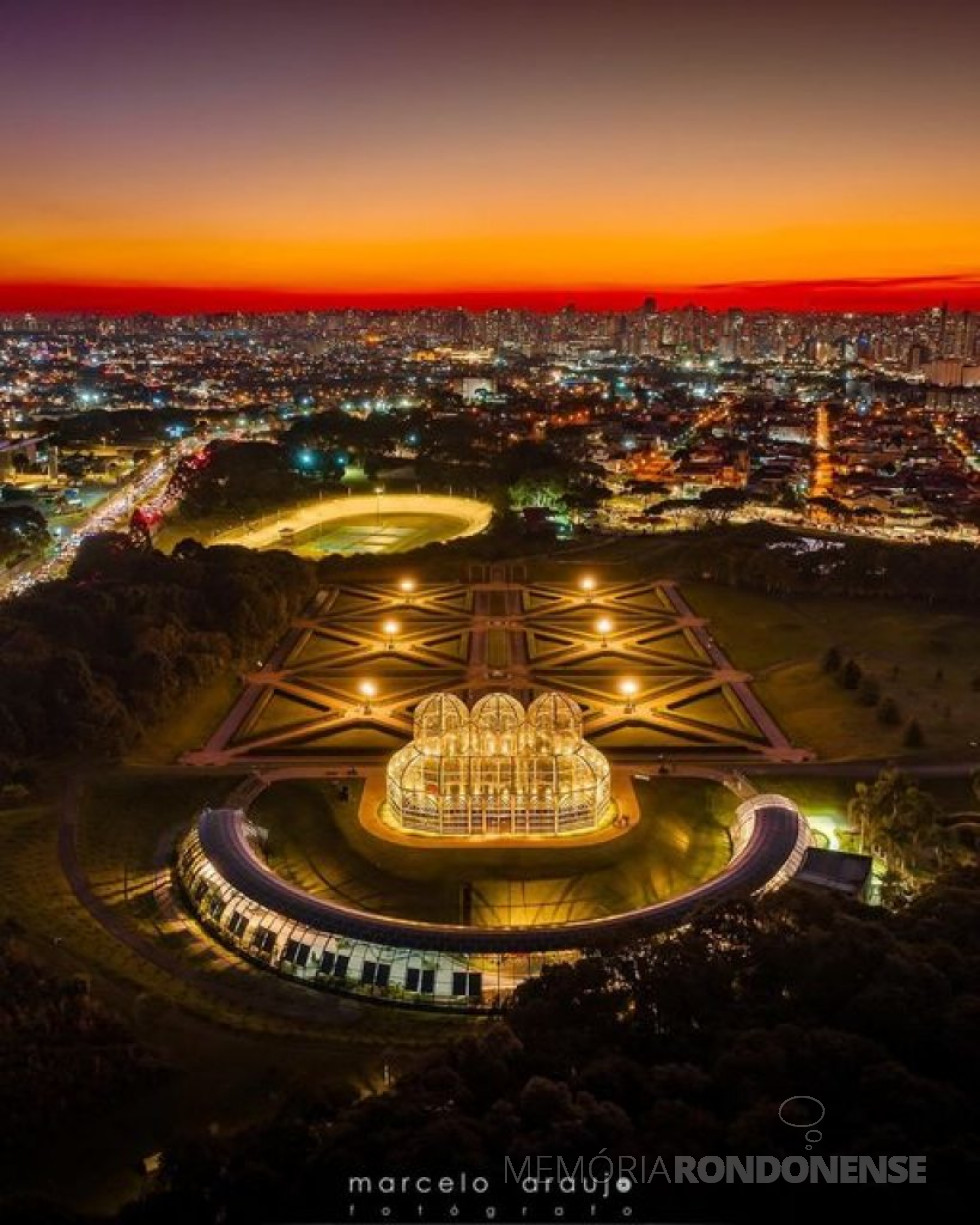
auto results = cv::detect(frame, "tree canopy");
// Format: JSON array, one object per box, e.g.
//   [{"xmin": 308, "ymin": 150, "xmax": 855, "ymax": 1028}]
[
  {"xmin": 119, "ymin": 873, "xmax": 980, "ymax": 1222},
  {"xmin": 0, "ymin": 533, "xmax": 316, "ymax": 781},
  {"xmin": 0, "ymin": 505, "xmax": 49, "ymax": 567}
]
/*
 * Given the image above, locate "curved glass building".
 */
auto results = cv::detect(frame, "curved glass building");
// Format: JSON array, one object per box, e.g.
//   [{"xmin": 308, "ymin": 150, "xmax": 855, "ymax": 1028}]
[
  {"xmin": 175, "ymin": 794, "xmax": 810, "ymax": 1011},
  {"xmin": 384, "ymin": 690, "xmax": 612, "ymax": 835}
]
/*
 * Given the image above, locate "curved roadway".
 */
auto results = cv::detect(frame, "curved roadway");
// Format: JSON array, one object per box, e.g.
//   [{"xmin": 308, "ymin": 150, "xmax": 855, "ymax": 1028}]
[{"xmin": 197, "ymin": 797, "xmax": 806, "ymax": 954}]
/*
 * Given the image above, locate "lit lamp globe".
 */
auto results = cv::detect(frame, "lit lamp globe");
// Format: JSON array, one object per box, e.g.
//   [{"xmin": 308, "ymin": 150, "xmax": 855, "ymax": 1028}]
[
  {"xmin": 398, "ymin": 578, "xmax": 416, "ymax": 602},
  {"xmin": 579, "ymin": 575, "xmax": 597, "ymax": 603},
  {"xmin": 618, "ymin": 678, "xmax": 638, "ymax": 713},
  {"xmin": 358, "ymin": 679, "xmax": 378, "ymax": 714},
  {"xmin": 382, "ymin": 619, "xmax": 400, "ymax": 650},
  {"xmin": 596, "ymin": 617, "xmax": 613, "ymax": 648}
]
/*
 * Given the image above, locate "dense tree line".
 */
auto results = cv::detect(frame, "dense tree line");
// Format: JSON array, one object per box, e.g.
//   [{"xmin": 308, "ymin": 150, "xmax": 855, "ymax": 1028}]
[
  {"xmin": 45, "ymin": 407, "xmax": 200, "ymax": 447},
  {"xmin": 362, "ymin": 518, "xmax": 980, "ymax": 615},
  {"xmin": 702, "ymin": 524, "xmax": 980, "ymax": 606},
  {"xmin": 0, "ymin": 533, "xmax": 317, "ymax": 781},
  {"xmin": 115, "ymin": 873, "xmax": 979, "ymax": 1223},
  {"xmin": 284, "ymin": 406, "xmax": 410, "ymax": 479},
  {"xmin": 0, "ymin": 505, "xmax": 49, "ymax": 568},
  {"xmin": 169, "ymin": 439, "xmax": 325, "ymax": 520},
  {"xmin": 848, "ymin": 770, "xmax": 980, "ymax": 894},
  {"xmin": 0, "ymin": 921, "xmax": 163, "ymax": 1176},
  {"xmin": 281, "ymin": 410, "xmax": 611, "ymax": 504},
  {"xmin": 597, "ymin": 521, "xmax": 980, "ymax": 610}
]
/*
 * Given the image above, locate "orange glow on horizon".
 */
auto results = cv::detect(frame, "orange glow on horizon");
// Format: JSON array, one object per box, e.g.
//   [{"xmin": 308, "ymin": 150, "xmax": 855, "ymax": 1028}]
[
  {"xmin": 3, "ymin": 211, "xmax": 980, "ymax": 313},
  {"xmin": 3, "ymin": 275, "xmax": 979, "ymax": 315},
  {"xmin": 3, "ymin": 1, "xmax": 978, "ymax": 316}
]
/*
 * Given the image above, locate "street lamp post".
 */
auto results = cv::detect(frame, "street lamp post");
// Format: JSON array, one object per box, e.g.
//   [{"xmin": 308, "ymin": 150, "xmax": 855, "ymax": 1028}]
[
  {"xmin": 596, "ymin": 616, "xmax": 613, "ymax": 649},
  {"xmin": 382, "ymin": 619, "xmax": 399, "ymax": 651},
  {"xmin": 358, "ymin": 680, "xmax": 377, "ymax": 715},
  {"xmin": 579, "ymin": 575, "xmax": 596, "ymax": 603},
  {"xmin": 398, "ymin": 577, "xmax": 416, "ymax": 603},
  {"xmin": 619, "ymin": 678, "xmax": 638, "ymax": 714}
]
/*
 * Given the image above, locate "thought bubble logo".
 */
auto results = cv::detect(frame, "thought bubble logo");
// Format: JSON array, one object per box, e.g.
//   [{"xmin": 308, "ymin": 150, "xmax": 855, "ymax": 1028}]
[{"xmin": 779, "ymin": 1096, "xmax": 825, "ymax": 1149}]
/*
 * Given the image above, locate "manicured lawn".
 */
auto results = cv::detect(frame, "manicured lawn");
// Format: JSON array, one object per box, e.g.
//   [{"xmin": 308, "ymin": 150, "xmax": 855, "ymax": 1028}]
[
  {"xmin": 78, "ymin": 770, "xmax": 242, "ymax": 876},
  {"xmin": 288, "ymin": 512, "xmax": 472, "ymax": 556},
  {"xmin": 486, "ymin": 627, "xmax": 510, "ymax": 668},
  {"xmin": 681, "ymin": 582, "xmax": 980, "ymax": 760},
  {"xmin": 255, "ymin": 775, "xmax": 733, "ymax": 925},
  {"xmin": 126, "ymin": 671, "xmax": 244, "ymax": 765},
  {"xmin": 156, "ymin": 509, "xmax": 477, "ymax": 557}
]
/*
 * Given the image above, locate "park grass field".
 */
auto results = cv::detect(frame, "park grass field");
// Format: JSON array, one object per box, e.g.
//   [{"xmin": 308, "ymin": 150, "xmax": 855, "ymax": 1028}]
[
  {"xmin": 155, "ymin": 508, "xmax": 475, "ymax": 556},
  {"xmin": 254, "ymin": 774, "xmax": 733, "ymax": 926},
  {"xmin": 282, "ymin": 539, "xmax": 980, "ymax": 764},
  {"xmin": 125, "ymin": 671, "xmax": 244, "ymax": 766},
  {"xmin": 286, "ymin": 511, "xmax": 473, "ymax": 556},
  {"xmin": 127, "ymin": 537, "xmax": 980, "ymax": 771},
  {"xmin": 670, "ymin": 582, "xmax": 980, "ymax": 760}
]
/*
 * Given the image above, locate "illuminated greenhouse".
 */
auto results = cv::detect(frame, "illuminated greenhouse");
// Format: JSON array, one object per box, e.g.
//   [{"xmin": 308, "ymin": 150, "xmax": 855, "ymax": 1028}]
[{"xmin": 384, "ymin": 690, "xmax": 613, "ymax": 835}]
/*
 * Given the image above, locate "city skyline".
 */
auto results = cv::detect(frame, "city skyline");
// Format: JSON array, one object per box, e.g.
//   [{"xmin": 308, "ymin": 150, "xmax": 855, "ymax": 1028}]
[
  {"xmin": 2, "ymin": 3, "xmax": 978, "ymax": 1219},
  {"xmin": 3, "ymin": 0, "xmax": 979, "ymax": 313}
]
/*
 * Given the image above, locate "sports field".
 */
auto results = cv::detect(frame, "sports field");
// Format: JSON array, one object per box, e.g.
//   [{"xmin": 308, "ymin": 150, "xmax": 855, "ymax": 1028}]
[
  {"xmin": 285, "ymin": 511, "xmax": 474, "ymax": 556},
  {"xmin": 210, "ymin": 491, "xmax": 493, "ymax": 554}
]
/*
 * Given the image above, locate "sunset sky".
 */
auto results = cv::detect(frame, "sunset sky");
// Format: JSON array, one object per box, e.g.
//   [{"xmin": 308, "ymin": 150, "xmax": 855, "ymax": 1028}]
[{"xmin": 3, "ymin": 0, "xmax": 979, "ymax": 311}]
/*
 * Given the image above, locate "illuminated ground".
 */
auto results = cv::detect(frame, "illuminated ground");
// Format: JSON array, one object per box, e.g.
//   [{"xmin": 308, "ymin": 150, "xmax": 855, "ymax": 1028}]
[
  {"xmin": 283, "ymin": 511, "xmax": 476, "ymax": 557},
  {"xmin": 189, "ymin": 575, "xmax": 800, "ymax": 767},
  {"xmin": 178, "ymin": 572, "xmax": 795, "ymax": 928},
  {"xmin": 254, "ymin": 775, "xmax": 732, "ymax": 927},
  {"xmin": 208, "ymin": 491, "xmax": 493, "ymax": 553}
]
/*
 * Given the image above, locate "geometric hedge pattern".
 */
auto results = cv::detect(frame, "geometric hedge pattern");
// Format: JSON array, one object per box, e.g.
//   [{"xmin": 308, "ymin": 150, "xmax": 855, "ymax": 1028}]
[{"xmin": 188, "ymin": 576, "xmax": 800, "ymax": 767}]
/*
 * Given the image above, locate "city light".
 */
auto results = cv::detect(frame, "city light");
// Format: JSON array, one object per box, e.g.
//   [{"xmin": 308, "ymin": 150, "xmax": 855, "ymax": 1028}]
[{"xmin": 3, "ymin": 0, "xmax": 979, "ymax": 1196}]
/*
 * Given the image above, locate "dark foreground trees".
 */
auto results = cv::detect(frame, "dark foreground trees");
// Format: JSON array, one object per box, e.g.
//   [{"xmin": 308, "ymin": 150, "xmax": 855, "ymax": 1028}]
[
  {"xmin": 0, "ymin": 922, "xmax": 163, "ymax": 1179},
  {"xmin": 670, "ymin": 521, "xmax": 980, "ymax": 608},
  {"xmin": 0, "ymin": 505, "xmax": 49, "ymax": 567},
  {"xmin": 118, "ymin": 872, "xmax": 980, "ymax": 1223},
  {"xmin": 0, "ymin": 533, "xmax": 316, "ymax": 781},
  {"xmin": 168, "ymin": 440, "xmax": 320, "ymax": 520}
]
